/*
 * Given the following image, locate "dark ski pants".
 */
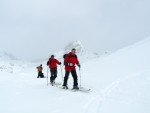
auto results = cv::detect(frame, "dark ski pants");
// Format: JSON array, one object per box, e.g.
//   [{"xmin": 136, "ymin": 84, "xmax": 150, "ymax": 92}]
[
  {"xmin": 63, "ymin": 70, "xmax": 78, "ymax": 87},
  {"xmin": 50, "ymin": 69, "xmax": 57, "ymax": 82},
  {"xmin": 37, "ymin": 72, "xmax": 44, "ymax": 78}
]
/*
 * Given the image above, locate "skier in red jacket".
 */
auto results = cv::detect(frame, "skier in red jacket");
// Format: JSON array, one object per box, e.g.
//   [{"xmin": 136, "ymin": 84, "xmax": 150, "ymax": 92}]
[
  {"xmin": 62, "ymin": 48, "xmax": 81, "ymax": 89},
  {"xmin": 47, "ymin": 55, "xmax": 61, "ymax": 84}
]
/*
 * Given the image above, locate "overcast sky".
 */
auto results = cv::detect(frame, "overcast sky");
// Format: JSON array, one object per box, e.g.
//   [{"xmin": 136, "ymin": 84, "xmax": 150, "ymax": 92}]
[{"xmin": 0, "ymin": 0, "xmax": 150, "ymax": 61}]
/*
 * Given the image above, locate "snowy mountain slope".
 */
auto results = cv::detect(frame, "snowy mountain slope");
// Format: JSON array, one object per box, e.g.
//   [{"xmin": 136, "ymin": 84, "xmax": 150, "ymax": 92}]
[
  {"xmin": 34, "ymin": 41, "xmax": 110, "ymax": 66},
  {"xmin": 0, "ymin": 52, "xmax": 18, "ymax": 61},
  {"xmin": 32, "ymin": 40, "xmax": 103, "ymax": 64},
  {"xmin": 49, "ymin": 41, "xmax": 110, "ymax": 63},
  {"xmin": 0, "ymin": 37, "xmax": 150, "ymax": 113},
  {"xmin": 64, "ymin": 41, "xmax": 85, "ymax": 55},
  {"xmin": 0, "ymin": 52, "xmax": 32, "ymax": 73},
  {"xmin": 81, "ymin": 37, "xmax": 150, "ymax": 113}
]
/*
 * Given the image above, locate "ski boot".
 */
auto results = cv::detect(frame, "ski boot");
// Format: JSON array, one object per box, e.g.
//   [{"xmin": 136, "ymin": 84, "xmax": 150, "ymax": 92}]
[
  {"xmin": 62, "ymin": 85, "xmax": 68, "ymax": 89},
  {"xmin": 50, "ymin": 80, "xmax": 54, "ymax": 86},
  {"xmin": 72, "ymin": 85, "xmax": 79, "ymax": 90}
]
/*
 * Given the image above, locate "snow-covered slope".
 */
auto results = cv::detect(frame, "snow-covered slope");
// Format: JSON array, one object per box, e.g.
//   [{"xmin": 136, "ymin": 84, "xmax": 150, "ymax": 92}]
[
  {"xmin": 0, "ymin": 37, "xmax": 150, "ymax": 113},
  {"xmin": 81, "ymin": 37, "xmax": 150, "ymax": 113},
  {"xmin": 0, "ymin": 52, "xmax": 31, "ymax": 73},
  {"xmin": 0, "ymin": 52, "xmax": 18, "ymax": 61}
]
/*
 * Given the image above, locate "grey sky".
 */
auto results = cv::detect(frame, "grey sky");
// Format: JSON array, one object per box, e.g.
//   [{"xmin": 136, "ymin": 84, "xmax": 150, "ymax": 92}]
[{"xmin": 0, "ymin": 0, "xmax": 150, "ymax": 60}]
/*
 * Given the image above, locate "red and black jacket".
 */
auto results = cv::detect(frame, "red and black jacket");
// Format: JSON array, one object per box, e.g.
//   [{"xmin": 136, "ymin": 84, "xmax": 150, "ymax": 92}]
[
  {"xmin": 47, "ymin": 58, "xmax": 61, "ymax": 70},
  {"xmin": 64, "ymin": 52, "xmax": 79, "ymax": 71}
]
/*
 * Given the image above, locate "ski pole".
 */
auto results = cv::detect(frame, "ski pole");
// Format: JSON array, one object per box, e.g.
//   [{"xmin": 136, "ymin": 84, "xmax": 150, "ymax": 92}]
[
  {"xmin": 60, "ymin": 65, "xmax": 64, "ymax": 83},
  {"xmin": 79, "ymin": 67, "xmax": 82, "ymax": 88},
  {"xmin": 47, "ymin": 67, "xmax": 48, "ymax": 86}
]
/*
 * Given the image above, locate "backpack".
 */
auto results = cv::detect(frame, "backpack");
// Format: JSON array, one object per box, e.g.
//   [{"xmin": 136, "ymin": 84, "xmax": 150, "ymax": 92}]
[
  {"xmin": 63, "ymin": 53, "xmax": 77, "ymax": 66},
  {"xmin": 63, "ymin": 54, "xmax": 77, "ymax": 59},
  {"xmin": 63, "ymin": 54, "xmax": 68, "ymax": 59}
]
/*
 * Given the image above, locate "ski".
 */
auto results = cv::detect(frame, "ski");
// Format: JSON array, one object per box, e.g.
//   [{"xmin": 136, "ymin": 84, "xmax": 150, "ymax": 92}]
[
  {"xmin": 59, "ymin": 86, "xmax": 91, "ymax": 93},
  {"xmin": 72, "ymin": 88, "xmax": 91, "ymax": 93},
  {"xmin": 48, "ymin": 82, "xmax": 62, "ymax": 86}
]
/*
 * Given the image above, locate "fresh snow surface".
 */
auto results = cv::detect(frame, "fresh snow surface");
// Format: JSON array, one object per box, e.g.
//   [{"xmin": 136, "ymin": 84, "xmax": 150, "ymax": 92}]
[{"xmin": 0, "ymin": 38, "xmax": 150, "ymax": 113}]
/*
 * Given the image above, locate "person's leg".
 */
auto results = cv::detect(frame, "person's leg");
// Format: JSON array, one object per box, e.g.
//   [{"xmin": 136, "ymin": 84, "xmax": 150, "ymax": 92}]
[
  {"xmin": 39, "ymin": 71, "xmax": 44, "ymax": 78},
  {"xmin": 63, "ymin": 71, "xmax": 70, "ymax": 86},
  {"xmin": 50, "ymin": 70, "xmax": 54, "ymax": 82},
  {"xmin": 41, "ymin": 73, "xmax": 44, "ymax": 78},
  {"xmin": 39, "ymin": 72, "xmax": 44, "ymax": 78},
  {"xmin": 71, "ymin": 70, "xmax": 78, "ymax": 88},
  {"xmin": 37, "ymin": 72, "xmax": 40, "ymax": 78},
  {"xmin": 53, "ymin": 69, "xmax": 57, "ymax": 82}
]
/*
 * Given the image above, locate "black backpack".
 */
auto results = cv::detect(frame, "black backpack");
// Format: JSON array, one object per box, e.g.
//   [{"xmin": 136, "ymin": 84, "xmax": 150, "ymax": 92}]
[
  {"xmin": 63, "ymin": 54, "xmax": 77, "ymax": 59},
  {"xmin": 63, "ymin": 54, "xmax": 77, "ymax": 66}
]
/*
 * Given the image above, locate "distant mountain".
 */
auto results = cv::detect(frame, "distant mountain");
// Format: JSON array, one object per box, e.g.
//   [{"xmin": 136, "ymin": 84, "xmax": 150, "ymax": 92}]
[
  {"xmin": 0, "ymin": 52, "xmax": 30, "ymax": 73},
  {"xmin": 55, "ymin": 41, "xmax": 110, "ymax": 63},
  {"xmin": 64, "ymin": 41, "xmax": 85, "ymax": 55},
  {"xmin": 0, "ymin": 52, "xmax": 18, "ymax": 61},
  {"xmin": 33, "ymin": 41, "xmax": 110, "ymax": 64}
]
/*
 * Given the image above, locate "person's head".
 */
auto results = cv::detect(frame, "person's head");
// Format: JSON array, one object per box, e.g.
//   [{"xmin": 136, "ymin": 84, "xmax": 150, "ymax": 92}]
[
  {"xmin": 51, "ymin": 55, "xmax": 54, "ymax": 59},
  {"xmin": 71, "ymin": 48, "xmax": 76, "ymax": 55}
]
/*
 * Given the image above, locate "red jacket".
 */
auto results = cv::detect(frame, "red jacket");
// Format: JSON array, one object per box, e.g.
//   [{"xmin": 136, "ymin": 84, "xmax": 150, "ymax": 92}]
[
  {"xmin": 47, "ymin": 58, "xmax": 61, "ymax": 70},
  {"xmin": 64, "ymin": 52, "xmax": 79, "ymax": 71}
]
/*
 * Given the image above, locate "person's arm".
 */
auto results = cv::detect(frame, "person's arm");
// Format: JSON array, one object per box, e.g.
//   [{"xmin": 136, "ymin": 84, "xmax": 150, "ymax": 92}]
[
  {"xmin": 76, "ymin": 56, "xmax": 81, "ymax": 68},
  {"xmin": 56, "ymin": 59, "xmax": 61, "ymax": 65},
  {"xmin": 47, "ymin": 61, "xmax": 49, "ymax": 66}
]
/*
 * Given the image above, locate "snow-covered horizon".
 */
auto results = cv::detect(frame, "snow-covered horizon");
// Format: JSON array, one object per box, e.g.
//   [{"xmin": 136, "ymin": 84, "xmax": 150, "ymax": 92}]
[
  {"xmin": 31, "ymin": 40, "xmax": 110, "ymax": 63},
  {"xmin": 0, "ymin": 40, "xmax": 109, "ymax": 74},
  {"xmin": 1, "ymin": 35, "xmax": 149, "ymax": 63},
  {"xmin": 0, "ymin": 37, "xmax": 149, "ymax": 73}
]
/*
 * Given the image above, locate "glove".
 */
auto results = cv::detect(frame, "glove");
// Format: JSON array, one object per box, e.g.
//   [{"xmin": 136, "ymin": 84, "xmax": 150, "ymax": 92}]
[
  {"xmin": 78, "ymin": 64, "xmax": 81, "ymax": 68},
  {"xmin": 68, "ymin": 63, "xmax": 73, "ymax": 66}
]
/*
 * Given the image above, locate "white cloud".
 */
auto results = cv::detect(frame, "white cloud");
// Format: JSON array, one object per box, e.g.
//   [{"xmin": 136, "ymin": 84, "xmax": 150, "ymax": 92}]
[{"xmin": 0, "ymin": 0, "xmax": 150, "ymax": 60}]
